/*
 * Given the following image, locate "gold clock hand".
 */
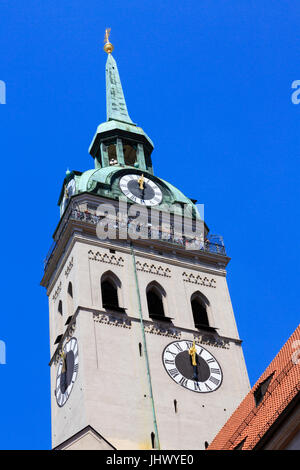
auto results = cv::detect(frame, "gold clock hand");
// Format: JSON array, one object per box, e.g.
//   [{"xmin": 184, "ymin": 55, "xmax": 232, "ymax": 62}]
[
  {"xmin": 138, "ymin": 174, "xmax": 144, "ymax": 190},
  {"xmin": 60, "ymin": 350, "xmax": 67, "ymax": 373},
  {"xmin": 188, "ymin": 341, "xmax": 197, "ymax": 367}
]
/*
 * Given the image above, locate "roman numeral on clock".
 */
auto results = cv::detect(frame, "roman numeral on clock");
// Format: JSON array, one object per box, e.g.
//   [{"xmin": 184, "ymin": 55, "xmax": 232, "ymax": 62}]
[
  {"xmin": 165, "ymin": 349, "xmax": 177, "ymax": 357},
  {"xmin": 194, "ymin": 381, "xmax": 201, "ymax": 391},
  {"xmin": 169, "ymin": 368, "xmax": 180, "ymax": 379},
  {"xmin": 209, "ymin": 376, "xmax": 220, "ymax": 386},
  {"xmin": 179, "ymin": 377, "xmax": 188, "ymax": 388},
  {"xmin": 174, "ymin": 343, "xmax": 183, "ymax": 352}
]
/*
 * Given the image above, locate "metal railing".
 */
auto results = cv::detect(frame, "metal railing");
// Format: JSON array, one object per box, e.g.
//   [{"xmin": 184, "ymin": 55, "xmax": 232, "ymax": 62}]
[{"xmin": 43, "ymin": 208, "xmax": 226, "ymax": 272}]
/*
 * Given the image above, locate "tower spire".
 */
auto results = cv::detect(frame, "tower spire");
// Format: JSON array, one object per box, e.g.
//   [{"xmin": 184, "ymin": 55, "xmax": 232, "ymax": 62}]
[{"xmin": 103, "ymin": 28, "xmax": 134, "ymax": 125}]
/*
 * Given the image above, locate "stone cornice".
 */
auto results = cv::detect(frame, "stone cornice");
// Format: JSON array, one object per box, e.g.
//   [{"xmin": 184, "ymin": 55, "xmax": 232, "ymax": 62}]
[
  {"xmin": 49, "ymin": 306, "xmax": 242, "ymax": 367},
  {"xmin": 44, "ymin": 231, "xmax": 228, "ymax": 296}
]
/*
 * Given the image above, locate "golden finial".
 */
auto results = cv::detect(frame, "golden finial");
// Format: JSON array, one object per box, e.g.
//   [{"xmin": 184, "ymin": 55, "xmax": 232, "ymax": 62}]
[{"xmin": 103, "ymin": 28, "xmax": 114, "ymax": 54}]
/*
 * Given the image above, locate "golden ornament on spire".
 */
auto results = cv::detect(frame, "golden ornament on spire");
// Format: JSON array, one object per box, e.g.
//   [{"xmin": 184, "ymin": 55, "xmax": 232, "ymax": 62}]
[{"xmin": 103, "ymin": 28, "xmax": 114, "ymax": 54}]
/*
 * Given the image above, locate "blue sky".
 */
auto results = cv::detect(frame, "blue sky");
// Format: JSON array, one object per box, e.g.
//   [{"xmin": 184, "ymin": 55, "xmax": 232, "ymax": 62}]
[{"xmin": 0, "ymin": 0, "xmax": 299, "ymax": 449}]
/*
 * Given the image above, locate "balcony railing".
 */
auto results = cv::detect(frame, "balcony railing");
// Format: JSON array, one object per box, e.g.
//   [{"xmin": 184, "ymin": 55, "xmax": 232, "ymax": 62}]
[{"xmin": 43, "ymin": 209, "xmax": 226, "ymax": 272}]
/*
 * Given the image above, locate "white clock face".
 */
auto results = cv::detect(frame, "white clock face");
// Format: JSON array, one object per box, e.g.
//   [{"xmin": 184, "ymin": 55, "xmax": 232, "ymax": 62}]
[
  {"xmin": 55, "ymin": 337, "xmax": 79, "ymax": 407},
  {"xmin": 62, "ymin": 179, "xmax": 76, "ymax": 213},
  {"xmin": 162, "ymin": 340, "xmax": 222, "ymax": 393},
  {"xmin": 119, "ymin": 174, "xmax": 163, "ymax": 206},
  {"xmin": 66, "ymin": 178, "xmax": 76, "ymax": 197}
]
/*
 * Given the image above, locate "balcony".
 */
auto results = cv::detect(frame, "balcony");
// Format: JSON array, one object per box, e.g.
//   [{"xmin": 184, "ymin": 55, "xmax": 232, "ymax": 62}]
[{"xmin": 43, "ymin": 208, "xmax": 226, "ymax": 272}]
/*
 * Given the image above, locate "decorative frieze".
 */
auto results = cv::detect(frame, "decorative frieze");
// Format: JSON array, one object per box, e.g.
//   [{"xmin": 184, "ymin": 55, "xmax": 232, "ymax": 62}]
[
  {"xmin": 194, "ymin": 333, "xmax": 229, "ymax": 349},
  {"xmin": 136, "ymin": 261, "xmax": 171, "ymax": 277},
  {"xmin": 182, "ymin": 272, "xmax": 216, "ymax": 288},
  {"xmin": 93, "ymin": 311, "xmax": 131, "ymax": 328},
  {"xmin": 144, "ymin": 322, "xmax": 181, "ymax": 339},
  {"xmin": 88, "ymin": 250, "xmax": 124, "ymax": 266},
  {"xmin": 52, "ymin": 281, "xmax": 62, "ymax": 301},
  {"xmin": 65, "ymin": 257, "xmax": 74, "ymax": 277}
]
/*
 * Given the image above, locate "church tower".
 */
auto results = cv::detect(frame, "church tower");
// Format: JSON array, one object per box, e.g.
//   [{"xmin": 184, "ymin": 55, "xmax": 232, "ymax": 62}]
[{"xmin": 41, "ymin": 32, "xmax": 250, "ymax": 450}]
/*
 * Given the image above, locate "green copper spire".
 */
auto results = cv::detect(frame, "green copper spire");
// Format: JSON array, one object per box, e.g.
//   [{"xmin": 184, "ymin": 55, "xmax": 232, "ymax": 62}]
[
  {"xmin": 104, "ymin": 30, "xmax": 134, "ymax": 125},
  {"xmin": 89, "ymin": 30, "xmax": 154, "ymax": 173}
]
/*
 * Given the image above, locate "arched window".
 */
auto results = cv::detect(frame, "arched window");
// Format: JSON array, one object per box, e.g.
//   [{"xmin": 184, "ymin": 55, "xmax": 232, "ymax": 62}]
[
  {"xmin": 107, "ymin": 143, "xmax": 117, "ymax": 165},
  {"xmin": 58, "ymin": 300, "xmax": 63, "ymax": 316},
  {"xmin": 191, "ymin": 292, "xmax": 210, "ymax": 329},
  {"xmin": 67, "ymin": 282, "xmax": 73, "ymax": 298},
  {"xmin": 123, "ymin": 142, "xmax": 137, "ymax": 166},
  {"xmin": 101, "ymin": 280, "xmax": 118, "ymax": 308},
  {"xmin": 146, "ymin": 282, "xmax": 170, "ymax": 322},
  {"xmin": 67, "ymin": 282, "xmax": 74, "ymax": 316},
  {"xmin": 101, "ymin": 272, "xmax": 122, "ymax": 311}
]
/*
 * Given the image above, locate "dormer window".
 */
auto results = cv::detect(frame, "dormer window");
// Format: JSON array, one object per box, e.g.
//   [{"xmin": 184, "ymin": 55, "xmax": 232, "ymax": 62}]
[
  {"xmin": 253, "ymin": 372, "xmax": 274, "ymax": 406},
  {"xmin": 233, "ymin": 437, "xmax": 247, "ymax": 450}
]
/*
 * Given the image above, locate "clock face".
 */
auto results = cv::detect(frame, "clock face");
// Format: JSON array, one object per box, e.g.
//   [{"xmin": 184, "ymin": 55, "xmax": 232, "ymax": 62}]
[
  {"xmin": 62, "ymin": 179, "xmax": 76, "ymax": 213},
  {"xmin": 119, "ymin": 174, "xmax": 163, "ymax": 206},
  {"xmin": 162, "ymin": 340, "xmax": 222, "ymax": 393},
  {"xmin": 55, "ymin": 337, "xmax": 79, "ymax": 407},
  {"xmin": 66, "ymin": 178, "xmax": 76, "ymax": 197}
]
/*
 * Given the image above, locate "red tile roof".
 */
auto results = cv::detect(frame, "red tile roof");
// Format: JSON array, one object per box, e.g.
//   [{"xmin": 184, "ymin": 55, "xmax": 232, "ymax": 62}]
[{"xmin": 208, "ymin": 324, "xmax": 300, "ymax": 450}]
